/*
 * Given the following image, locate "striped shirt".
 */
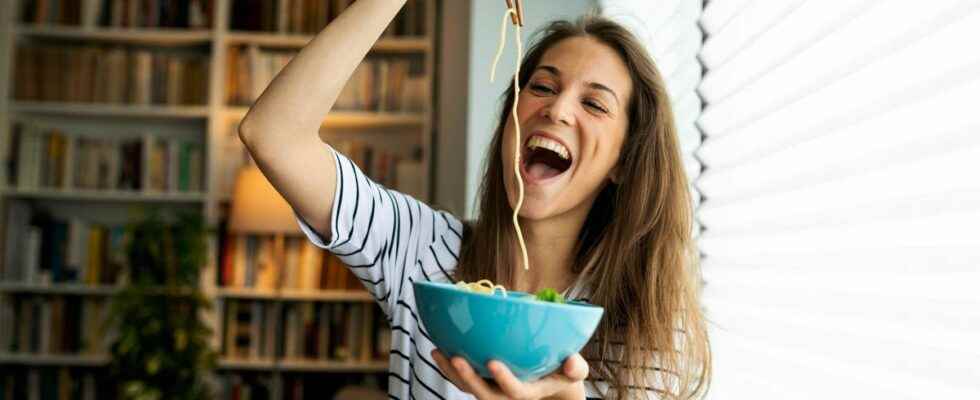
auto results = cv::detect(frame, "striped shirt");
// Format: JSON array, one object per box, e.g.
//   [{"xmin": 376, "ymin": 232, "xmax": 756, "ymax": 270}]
[{"xmin": 297, "ymin": 150, "xmax": 662, "ymax": 399}]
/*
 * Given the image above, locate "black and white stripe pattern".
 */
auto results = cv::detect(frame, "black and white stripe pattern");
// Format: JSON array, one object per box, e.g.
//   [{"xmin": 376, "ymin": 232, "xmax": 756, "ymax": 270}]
[{"xmin": 297, "ymin": 149, "xmax": 666, "ymax": 399}]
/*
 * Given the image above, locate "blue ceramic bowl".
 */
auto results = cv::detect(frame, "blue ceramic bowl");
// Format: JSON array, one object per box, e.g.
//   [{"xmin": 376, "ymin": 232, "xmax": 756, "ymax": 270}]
[{"xmin": 413, "ymin": 281, "xmax": 604, "ymax": 381}]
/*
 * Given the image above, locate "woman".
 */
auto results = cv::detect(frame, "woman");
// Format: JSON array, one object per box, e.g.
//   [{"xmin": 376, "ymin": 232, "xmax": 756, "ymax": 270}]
[{"xmin": 239, "ymin": 0, "xmax": 711, "ymax": 399}]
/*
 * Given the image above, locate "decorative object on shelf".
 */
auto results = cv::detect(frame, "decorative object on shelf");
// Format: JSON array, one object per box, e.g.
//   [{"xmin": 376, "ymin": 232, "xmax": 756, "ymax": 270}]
[{"xmin": 106, "ymin": 210, "xmax": 217, "ymax": 400}]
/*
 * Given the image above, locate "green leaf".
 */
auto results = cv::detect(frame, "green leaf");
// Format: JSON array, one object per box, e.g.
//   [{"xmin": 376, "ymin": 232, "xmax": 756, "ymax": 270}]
[
  {"xmin": 146, "ymin": 355, "xmax": 161, "ymax": 375},
  {"xmin": 534, "ymin": 288, "xmax": 565, "ymax": 303}
]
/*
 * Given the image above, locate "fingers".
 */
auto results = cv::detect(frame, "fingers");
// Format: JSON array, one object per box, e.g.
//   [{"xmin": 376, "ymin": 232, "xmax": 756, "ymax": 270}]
[
  {"xmin": 431, "ymin": 350, "xmax": 466, "ymax": 390},
  {"xmin": 431, "ymin": 349, "xmax": 498, "ymax": 399},
  {"xmin": 453, "ymin": 355, "xmax": 497, "ymax": 399},
  {"xmin": 488, "ymin": 355, "xmax": 589, "ymax": 400},
  {"xmin": 431, "ymin": 350, "xmax": 589, "ymax": 400},
  {"xmin": 563, "ymin": 353, "xmax": 590, "ymax": 381},
  {"xmin": 528, "ymin": 354, "xmax": 590, "ymax": 398},
  {"xmin": 488, "ymin": 360, "xmax": 533, "ymax": 399}
]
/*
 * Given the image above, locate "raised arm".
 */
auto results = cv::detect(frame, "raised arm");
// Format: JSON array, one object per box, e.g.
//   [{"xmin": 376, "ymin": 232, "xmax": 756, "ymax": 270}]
[{"xmin": 237, "ymin": 0, "xmax": 407, "ymax": 238}]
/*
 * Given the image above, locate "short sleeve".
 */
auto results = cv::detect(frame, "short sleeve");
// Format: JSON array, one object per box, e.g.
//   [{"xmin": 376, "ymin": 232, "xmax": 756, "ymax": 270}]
[{"xmin": 295, "ymin": 147, "xmax": 464, "ymax": 317}]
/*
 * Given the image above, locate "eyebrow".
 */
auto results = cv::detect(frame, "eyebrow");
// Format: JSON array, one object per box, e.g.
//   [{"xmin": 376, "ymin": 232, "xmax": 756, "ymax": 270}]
[{"xmin": 534, "ymin": 65, "xmax": 621, "ymax": 106}]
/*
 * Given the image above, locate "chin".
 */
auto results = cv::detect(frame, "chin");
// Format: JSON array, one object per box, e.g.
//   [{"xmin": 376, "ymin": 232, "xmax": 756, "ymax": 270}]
[
  {"xmin": 515, "ymin": 202, "xmax": 556, "ymax": 220},
  {"xmin": 505, "ymin": 188, "xmax": 568, "ymax": 220}
]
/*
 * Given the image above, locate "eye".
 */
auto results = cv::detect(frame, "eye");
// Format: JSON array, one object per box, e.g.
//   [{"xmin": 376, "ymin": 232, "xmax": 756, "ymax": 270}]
[
  {"xmin": 530, "ymin": 84, "xmax": 556, "ymax": 95},
  {"xmin": 583, "ymin": 99, "xmax": 608, "ymax": 114}
]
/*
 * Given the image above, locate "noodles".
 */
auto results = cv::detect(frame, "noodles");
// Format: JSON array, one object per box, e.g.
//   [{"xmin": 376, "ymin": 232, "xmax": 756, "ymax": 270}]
[
  {"xmin": 490, "ymin": 7, "xmax": 530, "ymax": 271},
  {"xmin": 454, "ymin": 280, "xmax": 566, "ymax": 304},
  {"xmin": 456, "ymin": 279, "xmax": 509, "ymax": 296},
  {"xmin": 450, "ymin": 9, "xmax": 529, "ymax": 302}
]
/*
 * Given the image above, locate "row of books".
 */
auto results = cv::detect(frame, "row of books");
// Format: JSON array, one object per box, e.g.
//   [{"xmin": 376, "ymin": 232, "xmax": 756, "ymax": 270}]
[
  {"xmin": 226, "ymin": 45, "xmax": 428, "ymax": 113},
  {"xmin": 0, "ymin": 295, "xmax": 111, "ymax": 357},
  {"xmin": 333, "ymin": 140, "xmax": 425, "ymax": 200},
  {"xmin": 20, "ymin": 0, "xmax": 214, "ymax": 29},
  {"xmin": 219, "ymin": 235, "xmax": 363, "ymax": 291},
  {"xmin": 6, "ymin": 123, "xmax": 205, "ymax": 193},
  {"xmin": 222, "ymin": 373, "xmax": 273, "ymax": 400},
  {"xmin": 2, "ymin": 205, "xmax": 129, "ymax": 286},
  {"xmin": 223, "ymin": 300, "xmax": 390, "ymax": 363},
  {"xmin": 218, "ymin": 373, "xmax": 384, "ymax": 400},
  {"xmin": 0, "ymin": 367, "xmax": 109, "ymax": 400},
  {"xmin": 231, "ymin": 0, "xmax": 427, "ymax": 37},
  {"xmin": 14, "ymin": 45, "xmax": 210, "ymax": 105}
]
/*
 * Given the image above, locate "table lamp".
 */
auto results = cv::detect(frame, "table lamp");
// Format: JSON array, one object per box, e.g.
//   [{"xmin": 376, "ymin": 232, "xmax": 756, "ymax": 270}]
[{"xmin": 229, "ymin": 164, "xmax": 301, "ymax": 290}]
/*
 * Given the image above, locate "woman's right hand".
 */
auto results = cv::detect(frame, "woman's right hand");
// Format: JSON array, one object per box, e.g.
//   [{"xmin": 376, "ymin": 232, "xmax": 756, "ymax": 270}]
[{"xmin": 432, "ymin": 349, "xmax": 589, "ymax": 400}]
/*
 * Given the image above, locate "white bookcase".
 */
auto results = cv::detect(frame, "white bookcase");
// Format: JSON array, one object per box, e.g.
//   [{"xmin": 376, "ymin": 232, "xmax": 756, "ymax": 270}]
[{"xmin": 0, "ymin": 0, "xmax": 436, "ymax": 397}]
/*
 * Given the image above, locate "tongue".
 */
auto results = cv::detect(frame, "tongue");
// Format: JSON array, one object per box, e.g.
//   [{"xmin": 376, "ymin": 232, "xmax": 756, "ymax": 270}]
[{"xmin": 527, "ymin": 162, "xmax": 561, "ymax": 180}]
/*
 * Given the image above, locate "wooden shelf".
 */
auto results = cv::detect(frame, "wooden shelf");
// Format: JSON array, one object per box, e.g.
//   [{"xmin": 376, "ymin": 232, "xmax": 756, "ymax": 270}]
[
  {"xmin": 225, "ymin": 31, "xmax": 430, "ymax": 52},
  {"xmin": 0, "ymin": 282, "xmax": 120, "ymax": 295},
  {"xmin": 216, "ymin": 287, "xmax": 375, "ymax": 302},
  {"xmin": 278, "ymin": 359, "xmax": 388, "ymax": 373},
  {"xmin": 217, "ymin": 358, "xmax": 277, "ymax": 370},
  {"xmin": 2, "ymin": 187, "xmax": 207, "ymax": 203},
  {"xmin": 11, "ymin": 101, "xmax": 210, "ymax": 119},
  {"xmin": 15, "ymin": 25, "xmax": 212, "ymax": 46},
  {"xmin": 225, "ymin": 107, "xmax": 425, "ymax": 128},
  {"xmin": 0, "ymin": 353, "xmax": 110, "ymax": 367},
  {"xmin": 217, "ymin": 358, "xmax": 387, "ymax": 372}
]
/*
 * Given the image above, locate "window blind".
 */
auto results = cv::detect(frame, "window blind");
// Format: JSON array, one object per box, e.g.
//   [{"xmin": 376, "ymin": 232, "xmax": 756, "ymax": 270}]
[
  {"xmin": 697, "ymin": 0, "xmax": 980, "ymax": 398},
  {"xmin": 604, "ymin": 0, "xmax": 980, "ymax": 397},
  {"xmin": 599, "ymin": 0, "xmax": 705, "ymax": 222}
]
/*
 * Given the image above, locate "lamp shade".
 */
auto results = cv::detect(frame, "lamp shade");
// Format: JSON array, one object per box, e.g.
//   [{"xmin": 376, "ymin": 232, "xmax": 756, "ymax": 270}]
[{"xmin": 229, "ymin": 164, "xmax": 302, "ymax": 235}]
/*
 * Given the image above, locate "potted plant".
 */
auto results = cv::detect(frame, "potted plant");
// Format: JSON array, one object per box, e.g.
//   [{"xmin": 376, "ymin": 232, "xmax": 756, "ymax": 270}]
[{"xmin": 107, "ymin": 210, "xmax": 217, "ymax": 400}]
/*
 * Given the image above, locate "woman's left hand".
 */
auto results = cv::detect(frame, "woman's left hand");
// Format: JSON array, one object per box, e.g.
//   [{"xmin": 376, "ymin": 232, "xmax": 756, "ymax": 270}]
[{"xmin": 431, "ymin": 349, "xmax": 589, "ymax": 400}]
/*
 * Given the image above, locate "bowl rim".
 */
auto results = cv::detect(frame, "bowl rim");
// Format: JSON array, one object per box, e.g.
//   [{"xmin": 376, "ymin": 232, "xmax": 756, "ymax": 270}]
[{"xmin": 412, "ymin": 280, "xmax": 604, "ymax": 312}]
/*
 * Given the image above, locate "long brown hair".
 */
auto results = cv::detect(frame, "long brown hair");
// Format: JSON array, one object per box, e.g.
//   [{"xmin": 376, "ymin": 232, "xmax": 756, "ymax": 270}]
[{"xmin": 455, "ymin": 15, "xmax": 711, "ymax": 399}]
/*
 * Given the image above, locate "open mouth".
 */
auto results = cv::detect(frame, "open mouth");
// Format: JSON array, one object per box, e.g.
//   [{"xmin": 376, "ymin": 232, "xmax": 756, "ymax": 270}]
[{"xmin": 521, "ymin": 135, "xmax": 573, "ymax": 182}]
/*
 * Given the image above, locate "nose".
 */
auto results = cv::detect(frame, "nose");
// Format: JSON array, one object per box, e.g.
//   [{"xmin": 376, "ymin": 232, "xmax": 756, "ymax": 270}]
[{"xmin": 541, "ymin": 93, "xmax": 575, "ymax": 126}]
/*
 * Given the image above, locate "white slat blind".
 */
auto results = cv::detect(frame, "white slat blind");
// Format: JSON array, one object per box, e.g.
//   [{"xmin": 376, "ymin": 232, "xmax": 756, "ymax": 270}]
[
  {"xmin": 697, "ymin": 0, "xmax": 980, "ymax": 398},
  {"xmin": 599, "ymin": 0, "xmax": 705, "ymax": 218}
]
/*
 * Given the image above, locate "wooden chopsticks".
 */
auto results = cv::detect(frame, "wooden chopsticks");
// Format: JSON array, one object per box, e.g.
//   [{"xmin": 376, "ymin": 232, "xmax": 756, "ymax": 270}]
[{"xmin": 505, "ymin": 0, "xmax": 524, "ymax": 26}]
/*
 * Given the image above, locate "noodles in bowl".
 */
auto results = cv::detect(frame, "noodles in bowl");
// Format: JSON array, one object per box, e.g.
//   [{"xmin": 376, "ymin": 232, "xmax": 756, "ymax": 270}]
[{"xmin": 413, "ymin": 280, "xmax": 604, "ymax": 380}]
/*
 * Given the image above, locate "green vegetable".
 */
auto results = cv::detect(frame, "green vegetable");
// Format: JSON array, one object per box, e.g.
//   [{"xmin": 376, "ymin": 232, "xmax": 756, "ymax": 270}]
[{"xmin": 535, "ymin": 288, "xmax": 565, "ymax": 303}]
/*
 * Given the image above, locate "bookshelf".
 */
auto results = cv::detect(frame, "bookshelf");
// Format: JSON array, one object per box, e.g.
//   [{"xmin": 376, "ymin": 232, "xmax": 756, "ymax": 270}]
[
  {"xmin": 0, "ymin": 0, "xmax": 436, "ymax": 398},
  {"xmin": 16, "ymin": 24, "xmax": 214, "ymax": 45},
  {"xmin": 10, "ymin": 101, "xmax": 211, "ymax": 118}
]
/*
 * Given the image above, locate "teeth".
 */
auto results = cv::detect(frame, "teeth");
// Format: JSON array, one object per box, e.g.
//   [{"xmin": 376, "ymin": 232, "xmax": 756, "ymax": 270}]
[{"xmin": 526, "ymin": 136, "xmax": 570, "ymax": 160}]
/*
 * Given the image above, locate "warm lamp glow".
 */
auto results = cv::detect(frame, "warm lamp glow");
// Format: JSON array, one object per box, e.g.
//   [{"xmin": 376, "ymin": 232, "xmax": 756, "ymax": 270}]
[{"xmin": 229, "ymin": 164, "xmax": 301, "ymax": 234}]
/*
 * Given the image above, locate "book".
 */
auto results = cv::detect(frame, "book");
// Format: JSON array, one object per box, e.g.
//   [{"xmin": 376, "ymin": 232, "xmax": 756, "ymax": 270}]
[
  {"xmin": 227, "ymin": 47, "xmax": 427, "ymax": 113},
  {"xmin": 229, "ymin": 0, "xmax": 423, "ymax": 35},
  {"xmin": 1, "ymin": 205, "xmax": 125, "ymax": 286},
  {"xmin": 14, "ymin": 45, "xmax": 210, "ymax": 105},
  {"xmin": 21, "ymin": 0, "xmax": 213, "ymax": 28},
  {"xmin": 9, "ymin": 122, "xmax": 203, "ymax": 195}
]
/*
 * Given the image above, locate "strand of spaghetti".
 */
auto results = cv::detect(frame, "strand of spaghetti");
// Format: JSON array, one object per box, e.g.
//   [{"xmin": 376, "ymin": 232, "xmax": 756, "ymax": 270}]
[
  {"xmin": 489, "ymin": 8, "xmax": 530, "ymax": 271},
  {"xmin": 512, "ymin": 16, "xmax": 528, "ymax": 272},
  {"xmin": 490, "ymin": 8, "xmax": 513, "ymax": 82}
]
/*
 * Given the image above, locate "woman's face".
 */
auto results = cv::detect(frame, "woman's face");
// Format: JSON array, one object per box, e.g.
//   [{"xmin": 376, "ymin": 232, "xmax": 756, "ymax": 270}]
[{"xmin": 502, "ymin": 36, "xmax": 633, "ymax": 221}]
